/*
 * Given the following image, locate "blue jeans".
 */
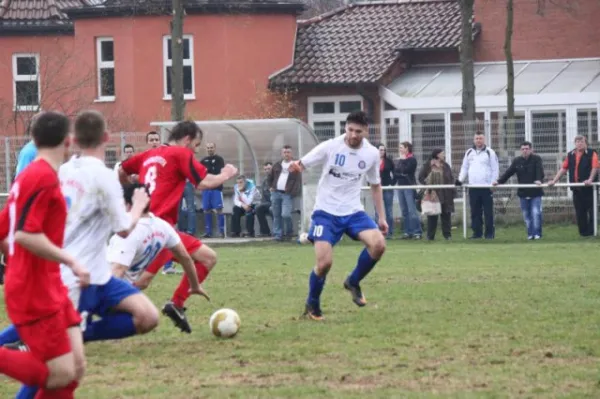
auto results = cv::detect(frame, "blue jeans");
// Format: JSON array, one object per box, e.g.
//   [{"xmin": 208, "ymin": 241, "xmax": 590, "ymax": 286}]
[
  {"xmin": 397, "ymin": 188, "xmax": 422, "ymax": 236},
  {"xmin": 520, "ymin": 196, "xmax": 542, "ymax": 238},
  {"xmin": 178, "ymin": 181, "xmax": 196, "ymax": 235},
  {"xmin": 271, "ymin": 191, "xmax": 293, "ymax": 238},
  {"xmin": 374, "ymin": 189, "xmax": 394, "ymax": 237}
]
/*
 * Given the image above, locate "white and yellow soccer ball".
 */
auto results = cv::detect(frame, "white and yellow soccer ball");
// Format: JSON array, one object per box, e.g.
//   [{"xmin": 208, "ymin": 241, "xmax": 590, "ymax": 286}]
[
  {"xmin": 209, "ymin": 308, "xmax": 241, "ymax": 338},
  {"xmin": 297, "ymin": 232, "xmax": 310, "ymax": 245}
]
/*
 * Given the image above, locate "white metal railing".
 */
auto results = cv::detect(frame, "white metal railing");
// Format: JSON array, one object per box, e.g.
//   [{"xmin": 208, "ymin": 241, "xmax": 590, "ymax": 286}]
[{"xmin": 362, "ymin": 182, "xmax": 599, "ymax": 238}]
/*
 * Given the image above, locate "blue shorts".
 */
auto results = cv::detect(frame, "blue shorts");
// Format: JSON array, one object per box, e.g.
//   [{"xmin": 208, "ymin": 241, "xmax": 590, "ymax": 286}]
[
  {"xmin": 307, "ymin": 210, "xmax": 378, "ymax": 246},
  {"xmin": 78, "ymin": 277, "xmax": 140, "ymax": 317},
  {"xmin": 202, "ymin": 189, "xmax": 223, "ymax": 210}
]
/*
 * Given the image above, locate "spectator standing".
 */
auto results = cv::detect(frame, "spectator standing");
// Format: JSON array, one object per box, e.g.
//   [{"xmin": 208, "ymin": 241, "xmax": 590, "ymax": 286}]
[
  {"xmin": 457, "ymin": 132, "xmax": 499, "ymax": 240},
  {"xmin": 375, "ymin": 144, "xmax": 395, "ymax": 239},
  {"xmin": 549, "ymin": 135, "xmax": 598, "ymax": 237},
  {"xmin": 200, "ymin": 142, "xmax": 226, "ymax": 238},
  {"xmin": 178, "ymin": 181, "xmax": 197, "ymax": 236},
  {"xmin": 268, "ymin": 145, "xmax": 302, "ymax": 241},
  {"xmin": 230, "ymin": 175, "xmax": 258, "ymax": 237},
  {"xmin": 113, "ymin": 144, "xmax": 135, "ymax": 175},
  {"xmin": 394, "ymin": 141, "xmax": 422, "ymax": 239},
  {"xmin": 146, "ymin": 131, "xmax": 161, "ymax": 149},
  {"xmin": 418, "ymin": 149, "xmax": 455, "ymax": 240},
  {"xmin": 255, "ymin": 162, "xmax": 273, "ymax": 237},
  {"xmin": 494, "ymin": 141, "xmax": 544, "ymax": 240}
]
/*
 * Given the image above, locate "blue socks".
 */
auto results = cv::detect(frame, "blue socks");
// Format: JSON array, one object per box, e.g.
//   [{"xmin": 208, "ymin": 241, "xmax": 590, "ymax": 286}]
[
  {"xmin": 0, "ymin": 325, "xmax": 19, "ymax": 345},
  {"xmin": 204, "ymin": 213, "xmax": 213, "ymax": 236},
  {"xmin": 348, "ymin": 248, "xmax": 379, "ymax": 286},
  {"xmin": 16, "ymin": 385, "xmax": 37, "ymax": 399},
  {"xmin": 217, "ymin": 214, "xmax": 225, "ymax": 234},
  {"xmin": 307, "ymin": 269, "xmax": 326, "ymax": 308},
  {"xmin": 83, "ymin": 313, "xmax": 136, "ymax": 343}
]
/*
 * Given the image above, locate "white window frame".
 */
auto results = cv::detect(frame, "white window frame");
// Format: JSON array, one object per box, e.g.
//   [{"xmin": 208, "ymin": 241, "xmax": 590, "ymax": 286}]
[
  {"xmin": 95, "ymin": 37, "xmax": 115, "ymax": 102},
  {"xmin": 162, "ymin": 35, "xmax": 195, "ymax": 100},
  {"xmin": 307, "ymin": 95, "xmax": 363, "ymax": 136},
  {"xmin": 12, "ymin": 53, "xmax": 41, "ymax": 112}
]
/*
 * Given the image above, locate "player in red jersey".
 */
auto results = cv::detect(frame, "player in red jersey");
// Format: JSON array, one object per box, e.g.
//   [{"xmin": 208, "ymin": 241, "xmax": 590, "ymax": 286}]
[
  {"xmin": 0, "ymin": 111, "xmax": 90, "ymax": 399},
  {"xmin": 119, "ymin": 121, "xmax": 237, "ymax": 333}
]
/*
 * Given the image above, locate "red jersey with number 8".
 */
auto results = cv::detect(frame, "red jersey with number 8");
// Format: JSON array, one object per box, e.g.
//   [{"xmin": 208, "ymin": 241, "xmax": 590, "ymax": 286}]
[
  {"xmin": 121, "ymin": 145, "xmax": 207, "ymax": 225},
  {"xmin": 0, "ymin": 159, "xmax": 69, "ymax": 325}
]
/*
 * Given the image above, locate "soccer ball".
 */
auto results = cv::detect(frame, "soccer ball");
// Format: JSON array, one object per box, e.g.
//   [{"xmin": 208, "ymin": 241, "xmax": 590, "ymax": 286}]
[
  {"xmin": 209, "ymin": 308, "xmax": 241, "ymax": 338},
  {"xmin": 297, "ymin": 232, "xmax": 310, "ymax": 245}
]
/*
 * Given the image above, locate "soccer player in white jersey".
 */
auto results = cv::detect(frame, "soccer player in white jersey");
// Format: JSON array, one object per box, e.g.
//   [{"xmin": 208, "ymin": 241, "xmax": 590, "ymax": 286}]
[
  {"xmin": 107, "ymin": 183, "xmax": 209, "ymax": 301},
  {"xmin": 289, "ymin": 111, "xmax": 387, "ymax": 320}
]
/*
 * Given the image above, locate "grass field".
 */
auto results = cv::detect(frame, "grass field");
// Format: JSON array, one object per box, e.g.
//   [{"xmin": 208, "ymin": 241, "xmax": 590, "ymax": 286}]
[{"xmin": 1, "ymin": 225, "xmax": 600, "ymax": 398}]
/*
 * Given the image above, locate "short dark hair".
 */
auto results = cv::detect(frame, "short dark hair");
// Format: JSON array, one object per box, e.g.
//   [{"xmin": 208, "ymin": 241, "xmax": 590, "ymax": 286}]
[
  {"xmin": 168, "ymin": 121, "xmax": 203, "ymax": 142},
  {"xmin": 400, "ymin": 141, "xmax": 413, "ymax": 154},
  {"xmin": 263, "ymin": 162, "xmax": 272, "ymax": 166},
  {"xmin": 123, "ymin": 183, "xmax": 150, "ymax": 213},
  {"xmin": 282, "ymin": 145, "xmax": 292, "ymax": 150},
  {"xmin": 146, "ymin": 131, "xmax": 159, "ymax": 142},
  {"xmin": 31, "ymin": 111, "xmax": 70, "ymax": 149},
  {"xmin": 431, "ymin": 148, "xmax": 443, "ymax": 160},
  {"xmin": 346, "ymin": 111, "xmax": 369, "ymax": 127},
  {"xmin": 521, "ymin": 141, "xmax": 532, "ymax": 148},
  {"xmin": 475, "ymin": 131, "xmax": 485, "ymax": 136},
  {"xmin": 237, "ymin": 175, "xmax": 246, "ymax": 181},
  {"xmin": 74, "ymin": 110, "xmax": 106, "ymax": 149},
  {"xmin": 124, "ymin": 144, "xmax": 134, "ymax": 152}
]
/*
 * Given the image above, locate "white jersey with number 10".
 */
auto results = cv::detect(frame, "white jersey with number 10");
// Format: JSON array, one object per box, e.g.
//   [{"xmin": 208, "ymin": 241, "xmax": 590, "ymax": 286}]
[{"xmin": 300, "ymin": 134, "xmax": 380, "ymax": 217}]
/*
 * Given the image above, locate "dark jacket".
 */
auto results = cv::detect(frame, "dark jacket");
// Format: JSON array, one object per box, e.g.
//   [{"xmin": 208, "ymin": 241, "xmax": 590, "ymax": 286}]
[
  {"xmin": 200, "ymin": 155, "xmax": 225, "ymax": 191},
  {"xmin": 379, "ymin": 157, "xmax": 395, "ymax": 186},
  {"xmin": 267, "ymin": 160, "xmax": 302, "ymax": 197},
  {"xmin": 566, "ymin": 149, "xmax": 598, "ymax": 191},
  {"xmin": 497, "ymin": 154, "xmax": 545, "ymax": 198},
  {"xmin": 418, "ymin": 161, "xmax": 455, "ymax": 213},
  {"xmin": 394, "ymin": 156, "xmax": 417, "ymax": 186},
  {"xmin": 260, "ymin": 175, "xmax": 271, "ymax": 205}
]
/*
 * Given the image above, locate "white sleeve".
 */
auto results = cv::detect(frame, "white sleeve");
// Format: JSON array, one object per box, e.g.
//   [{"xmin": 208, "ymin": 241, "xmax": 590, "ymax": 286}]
[
  {"xmin": 161, "ymin": 220, "xmax": 182, "ymax": 249},
  {"xmin": 301, "ymin": 140, "xmax": 331, "ymax": 169},
  {"xmin": 103, "ymin": 171, "xmax": 132, "ymax": 233},
  {"xmin": 366, "ymin": 152, "xmax": 381, "ymax": 185},
  {"xmin": 458, "ymin": 151, "xmax": 469, "ymax": 183},
  {"xmin": 490, "ymin": 150, "xmax": 500, "ymax": 181},
  {"xmin": 107, "ymin": 235, "xmax": 136, "ymax": 266}
]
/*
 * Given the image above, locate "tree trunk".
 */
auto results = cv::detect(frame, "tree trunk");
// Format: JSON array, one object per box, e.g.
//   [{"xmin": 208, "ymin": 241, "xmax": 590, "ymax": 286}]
[
  {"xmin": 460, "ymin": 0, "xmax": 476, "ymax": 134},
  {"xmin": 170, "ymin": 0, "xmax": 185, "ymax": 121},
  {"xmin": 505, "ymin": 0, "xmax": 516, "ymax": 145}
]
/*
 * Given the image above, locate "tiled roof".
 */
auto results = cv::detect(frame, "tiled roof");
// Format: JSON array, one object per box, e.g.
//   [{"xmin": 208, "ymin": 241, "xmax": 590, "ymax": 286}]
[
  {"xmin": 270, "ymin": 0, "xmax": 480, "ymax": 87},
  {"xmin": 0, "ymin": 0, "xmax": 97, "ymax": 33},
  {"xmin": 65, "ymin": 0, "xmax": 305, "ymax": 18}
]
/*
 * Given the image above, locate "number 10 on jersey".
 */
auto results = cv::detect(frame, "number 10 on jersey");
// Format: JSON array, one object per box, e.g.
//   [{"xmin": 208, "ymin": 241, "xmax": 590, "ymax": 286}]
[{"xmin": 334, "ymin": 154, "xmax": 346, "ymax": 166}]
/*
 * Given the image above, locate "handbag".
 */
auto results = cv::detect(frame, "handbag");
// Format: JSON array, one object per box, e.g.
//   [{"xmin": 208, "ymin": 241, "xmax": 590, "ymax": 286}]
[{"xmin": 421, "ymin": 190, "xmax": 442, "ymax": 216}]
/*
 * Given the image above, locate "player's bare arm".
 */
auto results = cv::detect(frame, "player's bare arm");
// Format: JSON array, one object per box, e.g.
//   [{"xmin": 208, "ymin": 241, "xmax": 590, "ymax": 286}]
[
  {"xmin": 116, "ymin": 187, "xmax": 150, "ymax": 238},
  {"xmin": 111, "ymin": 262, "xmax": 128, "ymax": 279},
  {"xmin": 118, "ymin": 165, "xmax": 134, "ymax": 186},
  {"xmin": 370, "ymin": 183, "xmax": 389, "ymax": 235},
  {"xmin": 170, "ymin": 242, "xmax": 210, "ymax": 301},
  {"xmin": 197, "ymin": 164, "xmax": 238, "ymax": 190},
  {"xmin": 288, "ymin": 160, "xmax": 305, "ymax": 173},
  {"xmin": 14, "ymin": 231, "xmax": 90, "ymax": 286}
]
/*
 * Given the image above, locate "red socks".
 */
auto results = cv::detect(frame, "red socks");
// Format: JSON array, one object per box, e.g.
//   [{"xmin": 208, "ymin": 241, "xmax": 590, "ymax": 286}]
[
  {"xmin": 35, "ymin": 381, "xmax": 79, "ymax": 399},
  {"xmin": 0, "ymin": 347, "xmax": 49, "ymax": 387},
  {"xmin": 172, "ymin": 261, "xmax": 209, "ymax": 308}
]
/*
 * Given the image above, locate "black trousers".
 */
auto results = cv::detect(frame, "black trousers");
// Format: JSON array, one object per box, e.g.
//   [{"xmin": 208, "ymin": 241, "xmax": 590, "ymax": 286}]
[
  {"xmin": 255, "ymin": 203, "xmax": 272, "ymax": 235},
  {"xmin": 231, "ymin": 205, "xmax": 255, "ymax": 236},
  {"xmin": 469, "ymin": 188, "xmax": 495, "ymax": 239},
  {"xmin": 572, "ymin": 188, "xmax": 594, "ymax": 237},
  {"xmin": 427, "ymin": 211, "xmax": 452, "ymax": 240}
]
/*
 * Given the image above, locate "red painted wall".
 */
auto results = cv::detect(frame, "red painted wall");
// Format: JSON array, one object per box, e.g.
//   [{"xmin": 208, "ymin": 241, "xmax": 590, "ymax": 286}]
[{"xmin": 0, "ymin": 13, "xmax": 297, "ymax": 136}]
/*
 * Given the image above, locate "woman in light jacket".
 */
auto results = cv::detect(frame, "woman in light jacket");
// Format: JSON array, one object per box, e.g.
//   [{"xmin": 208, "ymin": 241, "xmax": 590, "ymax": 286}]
[
  {"xmin": 394, "ymin": 141, "xmax": 422, "ymax": 239},
  {"xmin": 418, "ymin": 149, "xmax": 455, "ymax": 240}
]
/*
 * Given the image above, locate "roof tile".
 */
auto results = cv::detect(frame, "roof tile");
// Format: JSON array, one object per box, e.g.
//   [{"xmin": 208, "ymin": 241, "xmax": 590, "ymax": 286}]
[{"xmin": 270, "ymin": 0, "xmax": 478, "ymax": 87}]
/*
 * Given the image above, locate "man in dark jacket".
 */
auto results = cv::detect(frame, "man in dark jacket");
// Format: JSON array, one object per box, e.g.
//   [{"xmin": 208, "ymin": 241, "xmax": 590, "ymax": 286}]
[
  {"xmin": 493, "ymin": 141, "xmax": 544, "ymax": 240},
  {"xmin": 376, "ymin": 144, "xmax": 395, "ymax": 239},
  {"xmin": 549, "ymin": 135, "xmax": 598, "ymax": 237},
  {"xmin": 267, "ymin": 145, "xmax": 302, "ymax": 241},
  {"xmin": 255, "ymin": 162, "xmax": 273, "ymax": 237}
]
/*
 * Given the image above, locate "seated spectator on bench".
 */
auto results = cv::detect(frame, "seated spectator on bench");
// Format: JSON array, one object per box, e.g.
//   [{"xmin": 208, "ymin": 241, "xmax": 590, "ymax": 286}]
[
  {"xmin": 230, "ymin": 175, "xmax": 258, "ymax": 237},
  {"xmin": 255, "ymin": 162, "xmax": 273, "ymax": 237}
]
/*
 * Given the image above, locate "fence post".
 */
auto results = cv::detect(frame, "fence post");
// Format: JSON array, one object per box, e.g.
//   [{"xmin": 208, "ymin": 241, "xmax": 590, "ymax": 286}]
[
  {"xmin": 4, "ymin": 137, "xmax": 10, "ymax": 192},
  {"xmin": 462, "ymin": 186, "xmax": 467, "ymax": 239},
  {"xmin": 594, "ymin": 186, "xmax": 598, "ymax": 237}
]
